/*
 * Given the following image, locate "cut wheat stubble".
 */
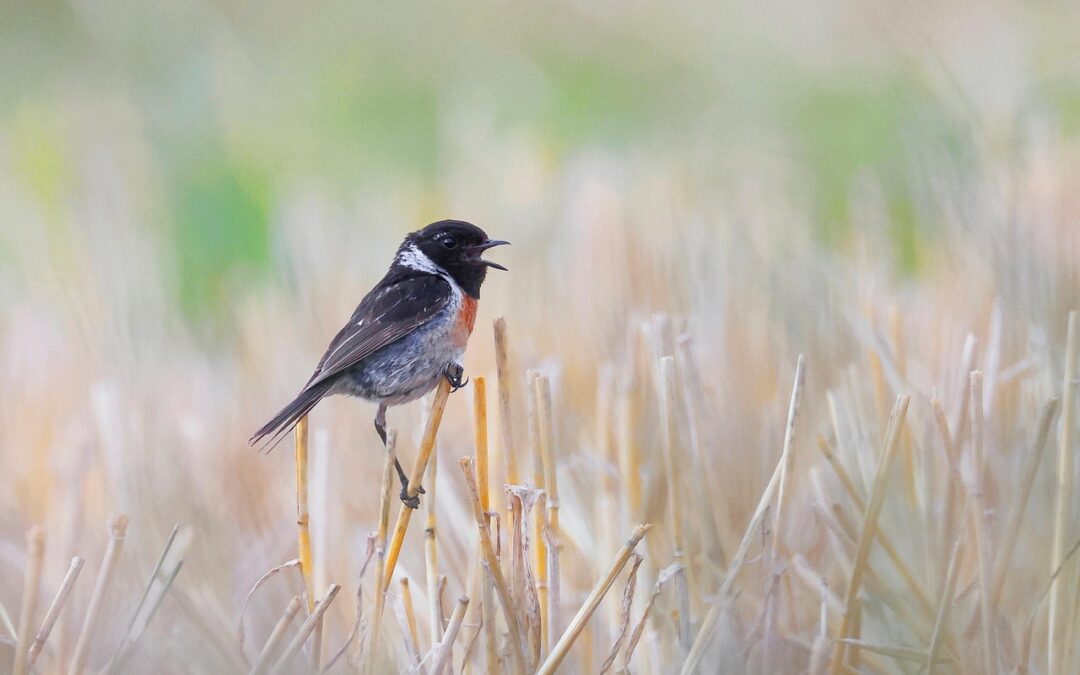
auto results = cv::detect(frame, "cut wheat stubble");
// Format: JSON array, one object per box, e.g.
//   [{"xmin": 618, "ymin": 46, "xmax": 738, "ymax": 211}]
[
  {"xmin": 535, "ymin": 523, "xmax": 652, "ymax": 675},
  {"xmin": 828, "ymin": 394, "xmax": 910, "ymax": 675}
]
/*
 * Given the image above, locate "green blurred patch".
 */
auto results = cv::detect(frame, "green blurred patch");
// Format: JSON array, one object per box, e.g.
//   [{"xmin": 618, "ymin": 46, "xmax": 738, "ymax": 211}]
[
  {"xmin": 173, "ymin": 157, "xmax": 270, "ymax": 315},
  {"xmin": 1053, "ymin": 87, "xmax": 1080, "ymax": 137},
  {"xmin": 308, "ymin": 54, "xmax": 440, "ymax": 180},
  {"xmin": 9, "ymin": 103, "xmax": 71, "ymax": 223},
  {"xmin": 534, "ymin": 55, "xmax": 682, "ymax": 146},
  {"xmin": 792, "ymin": 78, "xmax": 933, "ymax": 273}
]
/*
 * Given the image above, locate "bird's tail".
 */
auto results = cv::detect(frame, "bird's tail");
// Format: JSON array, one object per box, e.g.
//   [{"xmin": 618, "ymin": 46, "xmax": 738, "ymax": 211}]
[{"xmin": 249, "ymin": 379, "xmax": 336, "ymax": 454}]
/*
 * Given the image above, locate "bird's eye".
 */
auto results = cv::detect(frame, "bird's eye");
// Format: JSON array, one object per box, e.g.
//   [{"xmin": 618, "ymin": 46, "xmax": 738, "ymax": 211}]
[{"xmin": 441, "ymin": 236, "xmax": 457, "ymax": 249}]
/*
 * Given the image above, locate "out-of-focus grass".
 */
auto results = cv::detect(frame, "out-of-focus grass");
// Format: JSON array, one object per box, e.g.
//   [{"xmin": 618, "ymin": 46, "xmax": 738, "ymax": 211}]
[{"xmin": 3, "ymin": 1, "xmax": 1080, "ymax": 673}]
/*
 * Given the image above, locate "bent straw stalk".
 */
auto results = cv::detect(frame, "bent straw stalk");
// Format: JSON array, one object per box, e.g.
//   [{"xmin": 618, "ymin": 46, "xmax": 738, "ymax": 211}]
[
  {"xmin": 535, "ymin": 523, "xmax": 652, "ymax": 675},
  {"xmin": 383, "ymin": 378, "xmax": 453, "ymax": 592},
  {"xmin": 14, "ymin": 526, "xmax": 45, "ymax": 675},
  {"xmin": 69, "ymin": 514, "xmax": 129, "ymax": 675}
]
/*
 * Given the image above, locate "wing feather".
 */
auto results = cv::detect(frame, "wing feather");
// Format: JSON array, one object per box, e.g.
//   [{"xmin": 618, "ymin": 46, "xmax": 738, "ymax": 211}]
[{"xmin": 249, "ymin": 273, "xmax": 452, "ymax": 447}]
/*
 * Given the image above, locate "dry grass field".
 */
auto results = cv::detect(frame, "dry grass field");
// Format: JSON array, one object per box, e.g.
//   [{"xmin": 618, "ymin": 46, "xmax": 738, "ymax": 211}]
[{"xmin": 3, "ymin": 1, "xmax": 1080, "ymax": 673}]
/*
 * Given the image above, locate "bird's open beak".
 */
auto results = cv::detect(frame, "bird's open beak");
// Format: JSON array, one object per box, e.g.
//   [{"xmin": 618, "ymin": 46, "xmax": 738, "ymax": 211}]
[{"xmin": 467, "ymin": 239, "xmax": 510, "ymax": 270}]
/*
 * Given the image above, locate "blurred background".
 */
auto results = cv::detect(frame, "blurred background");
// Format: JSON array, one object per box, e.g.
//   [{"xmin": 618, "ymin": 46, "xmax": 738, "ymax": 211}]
[{"xmin": 3, "ymin": 0, "xmax": 1080, "ymax": 672}]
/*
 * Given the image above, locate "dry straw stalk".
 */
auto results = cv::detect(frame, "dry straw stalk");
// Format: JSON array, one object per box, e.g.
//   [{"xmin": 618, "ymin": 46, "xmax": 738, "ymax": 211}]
[
  {"xmin": 432, "ymin": 595, "xmax": 470, "ymax": 675},
  {"xmin": 493, "ymin": 318, "xmax": 519, "ymax": 485},
  {"xmin": 295, "ymin": 416, "xmax": 315, "ymax": 612},
  {"xmin": 383, "ymin": 377, "xmax": 453, "ymax": 592},
  {"xmin": 248, "ymin": 596, "xmax": 302, "ymax": 675},
  {"xmin": 270, "ymin": 583, "xmax": 340, "ymax": 674},
  {"xmin": 682, "ymin": 355, "xmax": 806, "ymax": 674},
  {"xmin": 366, "ymin": 429, "xmax": 397, "ymax": 672},
  {"xmin": 14, "ymin": 526, "xmax": 45, "ymax": 675},
  {"xmin": 535, "ymin": 523, "xmax": 652, "ymax": 675},
  {"xmin": 534, "ymin": 373, "xmax": 561, "ymax": 652},
  {"xmin": 658, "ymin": 356, "xmax": 692, "ymax": 651},
  {"xmin": 26, "ymin": 556, "xmax": 84, "ymax": 670},
  {"xmin": 69, "ymin": 514, "xmax": 129, "ymax": 675},
  {"xmin": 1048, "ymin": 310, "xmax": 1078, "ymax": 675},
  {"xmin": 829, "ymin": 394, "xmax": 910, "ymax": 674},
  {"xmin": 460, "ymin": 456, "xmax": 527, "ymax": 675}
]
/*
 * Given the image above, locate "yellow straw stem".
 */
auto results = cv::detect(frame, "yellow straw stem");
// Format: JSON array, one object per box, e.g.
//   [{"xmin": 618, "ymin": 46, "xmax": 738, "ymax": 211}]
[
  {"xmin": 426, "ymin": 446, "xmax": 441, "ymax": 647},
  {"xmin": 527, "ymin": 369, "xmax": 548, "ymax": 653},
  {"xmin": 400, "ymin": 577, "xmax": 421, "ymax": 656},
  {"xmin": 474, "ymin": 377, "xmax": 490, "ymax": 512},
  {"xmin": 534, "ymin": 374, "xmax": 560, "ymax": 651},
  {"xmin": 295, "ymin": 415, "xmax": 315, "ymax": 612},
  {"xmin": 383, "ymin": 378, "xmax": 453, "ymax": 592}
]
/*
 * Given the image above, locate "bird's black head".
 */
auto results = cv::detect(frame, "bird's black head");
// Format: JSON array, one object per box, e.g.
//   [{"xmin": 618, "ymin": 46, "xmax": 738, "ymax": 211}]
[{"xmin": 397, "ymin": 220, "xmax": 509, "ymax": 298}]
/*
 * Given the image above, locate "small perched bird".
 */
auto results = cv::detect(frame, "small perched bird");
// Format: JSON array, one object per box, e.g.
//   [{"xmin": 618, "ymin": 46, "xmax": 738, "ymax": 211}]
[{"xmin": 250, "ymin": 220, "xmax": 508, "ymax": 508}]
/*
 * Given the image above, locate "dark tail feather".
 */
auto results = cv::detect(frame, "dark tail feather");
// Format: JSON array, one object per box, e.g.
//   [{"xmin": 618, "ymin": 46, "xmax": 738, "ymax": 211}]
[{"xmin": 249, "ymin": 380, "xmax": 336, "ymax": 454}]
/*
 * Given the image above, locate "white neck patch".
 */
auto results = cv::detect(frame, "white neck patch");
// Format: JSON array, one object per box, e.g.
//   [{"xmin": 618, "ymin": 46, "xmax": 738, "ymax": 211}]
[{"xmin": 396, "ymin": 244, "xmax": 442, "ymax": 275}]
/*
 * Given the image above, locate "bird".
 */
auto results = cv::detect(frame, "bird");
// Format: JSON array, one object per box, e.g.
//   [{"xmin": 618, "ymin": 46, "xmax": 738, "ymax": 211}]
[{"xmin": 250, "ymin": 220, "xmax": 508, "ymax": 508}]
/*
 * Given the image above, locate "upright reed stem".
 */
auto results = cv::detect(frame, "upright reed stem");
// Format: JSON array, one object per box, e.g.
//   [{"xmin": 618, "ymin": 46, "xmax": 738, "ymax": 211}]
[
  {"xmin": 295, "ymin": 415, "xmax": 315, "ymax": 612},
  {"xmin": 1049, "ymin": 310, "xmax": 1078, "ymax": 675},
  {"xmin": 494, "ymin": 318, "xmax": 519, "ymax": 485},
  {"xmin": 69, "ymin": 514, "xmax": 128, "ymax": 675},
  {"xmin": 14, "ymin": 526, "xmax": 45, "ymax": 675},
  {"xmin": 383, "ymin": 378, "xmax": 453, "ymax": 592},
  {"xmin": 534, "ymin": 374, "xmax": 561, "ymax": 651}
]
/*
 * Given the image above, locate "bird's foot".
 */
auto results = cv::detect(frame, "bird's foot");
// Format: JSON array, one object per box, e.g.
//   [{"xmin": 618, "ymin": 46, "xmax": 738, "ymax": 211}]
[
  {"xmin": 399, "ymin": 478, "xmax": 425, "ymax": 510},
  {"xmin": 444, "ymin": 363, "xmax": 468, "ymax": 392}
]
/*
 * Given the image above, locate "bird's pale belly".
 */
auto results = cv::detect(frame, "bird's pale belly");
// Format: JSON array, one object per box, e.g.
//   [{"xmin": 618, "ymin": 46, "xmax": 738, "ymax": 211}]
[{"xmin": 334, "ymin": 308, "xmax": 465, "ymax": 406}]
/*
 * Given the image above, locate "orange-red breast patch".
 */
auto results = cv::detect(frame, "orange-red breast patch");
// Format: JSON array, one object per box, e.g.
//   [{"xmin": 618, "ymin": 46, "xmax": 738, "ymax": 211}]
[{"xmin": 454, "ymin": 296, "xmax": 478, "ymax": 348}]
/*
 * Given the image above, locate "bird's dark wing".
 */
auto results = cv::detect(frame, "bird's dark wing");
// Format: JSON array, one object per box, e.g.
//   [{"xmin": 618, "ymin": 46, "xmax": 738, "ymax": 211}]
[
  {"xmin": 306, "ymin": 273, "xmax": 452, "ymax": 387},
  {"xmin": 249, "ymin": 273, "xmax": 452, "ymax": 450}
]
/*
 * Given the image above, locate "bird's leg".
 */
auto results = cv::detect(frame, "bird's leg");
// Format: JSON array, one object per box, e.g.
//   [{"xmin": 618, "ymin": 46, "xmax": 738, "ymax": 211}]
[
  {"xmin": 374, "ymin": 403, "xmax": 388, "ymax": 446},
  {"xmin": 375, "ymin": 403, "xmax": 423, "ymax": 509},
  {"xmin": 444, "ymin": 362, "xmax": 468, "ymax": 392}
]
